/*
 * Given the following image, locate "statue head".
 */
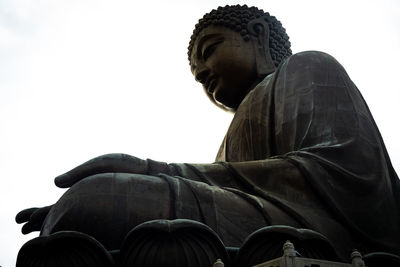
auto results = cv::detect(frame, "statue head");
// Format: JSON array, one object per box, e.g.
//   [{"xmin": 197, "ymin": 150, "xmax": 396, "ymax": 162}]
[{"xmin": 188, "ymin": 5, "xmax": 291, "ymax": 111}]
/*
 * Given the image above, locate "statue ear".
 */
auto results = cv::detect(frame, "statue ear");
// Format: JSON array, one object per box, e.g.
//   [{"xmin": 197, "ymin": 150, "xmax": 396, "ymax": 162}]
[{"xmin": 247, "ymin": 18, "xmax": 276, "ymax": 77}]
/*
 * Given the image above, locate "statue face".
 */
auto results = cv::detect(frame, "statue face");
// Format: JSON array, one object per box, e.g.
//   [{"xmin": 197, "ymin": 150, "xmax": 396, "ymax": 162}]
[{"xmin": 190, "ymin": 26, "xmax": 258, "ymax": 110}]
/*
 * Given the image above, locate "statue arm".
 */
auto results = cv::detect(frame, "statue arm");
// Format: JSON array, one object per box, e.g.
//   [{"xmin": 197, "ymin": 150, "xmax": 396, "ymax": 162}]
[
  {"xmin": 51, "ymin": 153, "xmax": 306, "ymax": 194},
  {"xmin": 54, "ymin": 153, "xmax": 307, "ymax": 194},
  {"xmin": 172, "ymin": 158, "xmax": 310, "ymax": 199},
  {"xmin": 55, "ymin": 153, "xmax": 309, "ymax": 200}
]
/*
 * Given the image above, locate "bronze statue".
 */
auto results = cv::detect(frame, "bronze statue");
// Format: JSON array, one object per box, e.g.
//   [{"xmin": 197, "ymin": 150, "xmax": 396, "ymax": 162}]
[{"xmin": 16, "ymin": 4, "xmax": 400, "ymax": 266}]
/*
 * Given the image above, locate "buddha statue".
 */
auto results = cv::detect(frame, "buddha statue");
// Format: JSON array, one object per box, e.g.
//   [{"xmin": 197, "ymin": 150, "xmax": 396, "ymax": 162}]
[{"xmin": 16, "ymin": 4, "xmax": 400, "ymax": 266}]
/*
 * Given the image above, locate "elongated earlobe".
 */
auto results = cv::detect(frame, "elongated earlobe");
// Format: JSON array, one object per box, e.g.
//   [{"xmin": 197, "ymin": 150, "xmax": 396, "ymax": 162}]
[{"xmin": 247, "ymin": 18, "xmax": 276, "ymax": 77}]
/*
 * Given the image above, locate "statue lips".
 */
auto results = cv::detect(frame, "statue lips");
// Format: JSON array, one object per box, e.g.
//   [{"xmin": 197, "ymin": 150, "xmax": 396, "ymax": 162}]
[{"xmin": 205, "ymin": 75, "xmax": 218, "ymax": 94}]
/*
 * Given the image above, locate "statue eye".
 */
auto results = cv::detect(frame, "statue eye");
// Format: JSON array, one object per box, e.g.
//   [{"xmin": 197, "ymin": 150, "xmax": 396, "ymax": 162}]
[{"xmin": 202, "ymin": 39, "xmax": 223, "ymax": 60}]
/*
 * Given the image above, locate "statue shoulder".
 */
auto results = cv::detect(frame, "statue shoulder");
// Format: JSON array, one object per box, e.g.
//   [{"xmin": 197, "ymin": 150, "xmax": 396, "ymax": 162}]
[{"xmin": 282, "ymin": 51, "xmax": 346, "ymax": 73}]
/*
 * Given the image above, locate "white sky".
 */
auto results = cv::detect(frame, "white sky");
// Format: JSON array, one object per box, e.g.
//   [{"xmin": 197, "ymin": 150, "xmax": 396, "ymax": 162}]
[{"xmin": 0, "ymin": 0, "xmax": 399, "ymax": 265}]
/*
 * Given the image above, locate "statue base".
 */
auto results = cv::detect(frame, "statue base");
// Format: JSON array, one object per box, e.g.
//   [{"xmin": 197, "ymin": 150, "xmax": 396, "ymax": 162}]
[{"xmin": 16, "ymin": 219, "xmax": 400, "ymax": 267}]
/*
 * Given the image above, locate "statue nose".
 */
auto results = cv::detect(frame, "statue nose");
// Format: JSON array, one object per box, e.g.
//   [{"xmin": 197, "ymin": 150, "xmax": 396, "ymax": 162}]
[{"xmin": 195, "ymin": 66, "xmax": 210, "ymax": 85}]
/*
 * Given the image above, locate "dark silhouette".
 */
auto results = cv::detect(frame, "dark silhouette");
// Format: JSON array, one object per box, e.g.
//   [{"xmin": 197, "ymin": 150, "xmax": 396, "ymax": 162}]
[{"xmin": 16, "ymin": 5, "xmax": 400, "ymax": 266}]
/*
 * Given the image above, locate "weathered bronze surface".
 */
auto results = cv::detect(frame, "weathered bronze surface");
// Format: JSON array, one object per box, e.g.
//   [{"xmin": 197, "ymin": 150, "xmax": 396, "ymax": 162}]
[{"xmin": 16, "ymin": 4, "xmax": 400, "ymax": 265}]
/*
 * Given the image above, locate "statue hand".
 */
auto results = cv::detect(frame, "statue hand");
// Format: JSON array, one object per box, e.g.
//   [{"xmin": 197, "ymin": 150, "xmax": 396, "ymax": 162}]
[
  {"xmin": 15, "ymin": 205, "xmax": 53, "ymax": 234},
  {"xmin": 54, "ymin": 153, "xmax": 149, "ymax": 188}
]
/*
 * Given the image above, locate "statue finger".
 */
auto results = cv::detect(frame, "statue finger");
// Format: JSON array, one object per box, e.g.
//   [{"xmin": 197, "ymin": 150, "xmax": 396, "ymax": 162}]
[
  {"xmin": 21, "ymin": 221, "xmax": 41, "ymax": 234},
  {"xmin": 54, "ymin": 153, "xmax": 149, "ymax": 188},
  {"xmin": 29, "ymin": 205, "xmax": 53, "ymax": 224},
  {"xmin": 15, "ymin": 208, "xmax": 39, "ymax": 224}
]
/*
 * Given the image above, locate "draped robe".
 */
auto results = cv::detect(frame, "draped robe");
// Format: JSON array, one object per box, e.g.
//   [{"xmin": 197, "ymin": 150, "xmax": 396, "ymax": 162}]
[{"xmin": 174, "ymin": 51, "xmax": 400, "ymax": 257}]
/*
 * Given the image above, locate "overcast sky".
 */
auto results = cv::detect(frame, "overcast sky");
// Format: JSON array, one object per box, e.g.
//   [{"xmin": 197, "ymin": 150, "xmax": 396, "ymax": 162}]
[{"xmin": 1, "ymin": 0, "xmax": 399, "ymax": 265}]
